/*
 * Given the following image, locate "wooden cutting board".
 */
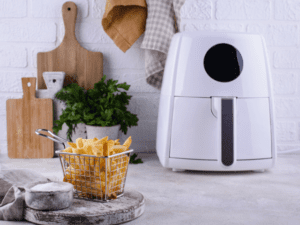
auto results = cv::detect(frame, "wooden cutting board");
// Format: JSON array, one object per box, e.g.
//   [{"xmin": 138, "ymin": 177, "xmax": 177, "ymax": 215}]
[
  {"xmin": 6, "ymin": 78, "xmax": 54, "ymax": 158},
  {"xmin": 37, "ymin": 1, "xmax": 103, "ymax": 90}
]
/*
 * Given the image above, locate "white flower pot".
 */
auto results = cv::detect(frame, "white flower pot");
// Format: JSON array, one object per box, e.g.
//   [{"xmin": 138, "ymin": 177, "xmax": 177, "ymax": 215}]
[
  {"xmin": 85, "ymin": 124, "xmax": 121, "ymax": 140},
  {"xmin": 71, "ymin": 123, "xmax": 87, "ymax": 142}
]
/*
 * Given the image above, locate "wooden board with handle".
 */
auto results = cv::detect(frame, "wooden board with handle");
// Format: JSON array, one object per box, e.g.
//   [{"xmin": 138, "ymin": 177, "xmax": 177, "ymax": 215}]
[
  {"xmin": 37, "ymin": 1, "xmax": 103, "ymax": 90},
  {"xmin": 6, "ymin": 78, "xmax": 54, "ymax": 158}
]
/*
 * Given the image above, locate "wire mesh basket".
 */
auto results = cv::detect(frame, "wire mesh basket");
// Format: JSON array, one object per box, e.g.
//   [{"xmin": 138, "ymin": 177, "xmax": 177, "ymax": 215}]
[{"xmin": 55, "ymin": 149, "xmax": 133, "ymax": 202}]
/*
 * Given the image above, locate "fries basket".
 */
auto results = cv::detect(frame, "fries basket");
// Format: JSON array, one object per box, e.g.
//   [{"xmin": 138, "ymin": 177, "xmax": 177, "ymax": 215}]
[{"xmin": 55, "ymin": 149, "xmax": 133, "ymax": 202}]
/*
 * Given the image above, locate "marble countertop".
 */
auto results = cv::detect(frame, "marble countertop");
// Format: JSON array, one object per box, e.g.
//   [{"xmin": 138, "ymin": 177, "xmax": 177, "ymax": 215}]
[{"xmin": 1, "ymin": 152, "xmax": 300, "ymax": 225}]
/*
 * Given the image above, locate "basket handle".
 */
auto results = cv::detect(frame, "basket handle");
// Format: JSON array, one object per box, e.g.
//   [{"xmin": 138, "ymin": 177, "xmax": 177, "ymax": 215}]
[{"xmin": 35, "ymin": 129, "xmax": 67, "ymax": 149}]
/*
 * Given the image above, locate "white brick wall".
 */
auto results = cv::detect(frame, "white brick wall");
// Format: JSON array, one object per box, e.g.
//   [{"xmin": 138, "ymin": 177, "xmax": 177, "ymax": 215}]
[
  {"xmin": 0, "ymin": 0, "xmax": 158, "ymax": 154},
  {"xmin": 0, "ymin": 0, "xmax": 27, "ymax": 18},
  {"xmin": 181, "ymin": 0, "xmax": 300, "ymax": 153},
  {"xmin": 216, "ymin": 0, "xmax": 271, "ymax": 20},
  {"xmin": 31, "ymin": 0, "xmax": 89, "ymax": 18},
  {"xmin": 0, "ymin": 47, "xmax": 27, "ymax": 67},
  {"xmin": 0, "ymin": 0, "xmax": 299, "ymax": 154},
  {"xmin": 0, "ymin": 22, "xmax": 56, "ymax": 42}
]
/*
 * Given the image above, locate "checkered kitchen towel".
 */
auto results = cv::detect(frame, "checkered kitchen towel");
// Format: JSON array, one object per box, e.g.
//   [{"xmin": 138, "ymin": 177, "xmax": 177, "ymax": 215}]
[{"xmin": 141, "ymin": 0, "xmax": 185, "ymax": 89}]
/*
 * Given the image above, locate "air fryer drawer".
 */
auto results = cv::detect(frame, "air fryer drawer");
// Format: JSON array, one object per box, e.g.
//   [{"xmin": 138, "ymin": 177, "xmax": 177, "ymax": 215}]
[
  {"xmin": 170, "ymin": 97, "xmax": 218, "ymax": 160},
  {"xmin": 170, "ymin": 97, "xmax": 272, "ymax": 160},
  {"xmin": 236, "ymin": 98, "xmax": 272, "ymax": 160}
]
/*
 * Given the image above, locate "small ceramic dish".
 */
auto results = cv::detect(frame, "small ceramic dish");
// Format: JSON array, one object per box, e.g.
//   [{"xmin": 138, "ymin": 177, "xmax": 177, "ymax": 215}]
[{"xmin": 25, "ymin": 181, "xmax": 73, "ymax": 211}]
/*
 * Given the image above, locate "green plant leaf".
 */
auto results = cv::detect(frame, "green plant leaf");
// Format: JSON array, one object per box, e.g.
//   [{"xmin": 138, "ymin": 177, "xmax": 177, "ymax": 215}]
[
  {"xmin": 52, "ymin": 74, "xmax": 138, "ymax": 139},
  {"xmin": 132, "ymin": 159, "xmax": 143, "ymax": 164},
  {"xmin": 117, "ymin": 82, "xmax": 130, "ymax": 91},
  {"xmin": 130, "ymin": 153, "xmax": 137, "ymax": 161},
  {"xmin": 130, "ymin": 153, "xmax": 143, "ymax": 164},
  {"xmin": 83, "ymin": 111, "xmax": 96, "ymax": 121}
]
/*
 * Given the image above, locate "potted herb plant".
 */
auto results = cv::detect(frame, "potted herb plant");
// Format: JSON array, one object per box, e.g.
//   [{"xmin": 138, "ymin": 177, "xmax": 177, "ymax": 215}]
[{"xmin": 52, "ymin": 75, "xmax": 139, "ymax": 142}]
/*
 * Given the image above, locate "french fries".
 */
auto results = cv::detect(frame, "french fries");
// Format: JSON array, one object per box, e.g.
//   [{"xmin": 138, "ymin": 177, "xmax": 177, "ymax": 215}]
[{"xmin": 61, "ymin": 136, "xmax": 132, "ymax": 200}]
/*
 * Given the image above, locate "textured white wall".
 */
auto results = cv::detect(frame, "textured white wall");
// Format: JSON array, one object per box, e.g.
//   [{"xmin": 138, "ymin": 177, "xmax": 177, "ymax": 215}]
[
  {"xmin": 0, "ymin": 0, "xmax": 299, "ymax": 154},
  {"xmin": 0, "ymin": 0, "xmax": 159, "ymax": 154},
  {"xmin": 181, "ymin": 0, "xmax": 300, "ymax": 153}
]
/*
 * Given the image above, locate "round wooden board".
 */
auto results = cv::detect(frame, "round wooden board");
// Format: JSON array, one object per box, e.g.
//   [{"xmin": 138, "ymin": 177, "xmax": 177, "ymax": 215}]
[{"xmin": 24, "ymin": 191, "xmax": 145, "ymax": 225}]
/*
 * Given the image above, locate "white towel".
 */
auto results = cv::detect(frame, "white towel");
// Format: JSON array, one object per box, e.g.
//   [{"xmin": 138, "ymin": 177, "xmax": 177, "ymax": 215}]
[{"xmin": 141, "ymin": 0, "xmax": 185, "ymax": 89}]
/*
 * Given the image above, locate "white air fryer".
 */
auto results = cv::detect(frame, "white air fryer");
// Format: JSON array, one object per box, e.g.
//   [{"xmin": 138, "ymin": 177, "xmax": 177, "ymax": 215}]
[{"xmin": 156, "ymin": 31, "xmax": 276, "ymax": 171}]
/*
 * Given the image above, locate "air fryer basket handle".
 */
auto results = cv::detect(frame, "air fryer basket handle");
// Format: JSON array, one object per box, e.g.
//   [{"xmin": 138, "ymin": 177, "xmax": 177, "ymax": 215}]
[
  {"xmin": 221, "ymin": 98, "xmax": 235, "ymax": 166},
  {"xmin": 35, "ymin": 128, "xmax": 67, "ymax": 149},
  {"xmin": 211, "ymin": 97, "xmax": 237, "ymax": 166}
]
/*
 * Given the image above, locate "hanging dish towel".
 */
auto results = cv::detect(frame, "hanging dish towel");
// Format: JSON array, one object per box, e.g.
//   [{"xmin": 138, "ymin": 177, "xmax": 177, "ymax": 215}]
[
  {"xmin": 141, "ymin": 0, "xmax": 186, "ymax": 89},
  {"xmin": 102, "ymin": 0, "xmax": 148, "ymax": 53}
]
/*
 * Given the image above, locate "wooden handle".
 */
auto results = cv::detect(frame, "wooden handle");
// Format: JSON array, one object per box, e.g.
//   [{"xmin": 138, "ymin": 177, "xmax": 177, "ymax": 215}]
[
  {"xmin": 22, "ymin": 77, "xmax": 36, "ymax": 100},
  {"xmin": 62, "ymin": 1, "xmax": 77, "ymax": 41}
]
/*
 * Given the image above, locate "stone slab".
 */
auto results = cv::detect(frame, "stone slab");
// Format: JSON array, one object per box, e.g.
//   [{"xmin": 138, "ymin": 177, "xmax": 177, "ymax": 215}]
[
  {"xmin": 24, "ymin": 190, "xmax": 145, "ymax": 225},
  {"xmin": 1, "ymin": 152, "xmax": 300, "ymax": 225}
]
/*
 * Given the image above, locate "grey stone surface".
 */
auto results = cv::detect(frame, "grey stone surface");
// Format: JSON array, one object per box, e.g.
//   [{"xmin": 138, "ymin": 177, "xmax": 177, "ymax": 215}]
[{"xmin": 0, "ymin": 152, "xmax": 300, "ymax": 224}]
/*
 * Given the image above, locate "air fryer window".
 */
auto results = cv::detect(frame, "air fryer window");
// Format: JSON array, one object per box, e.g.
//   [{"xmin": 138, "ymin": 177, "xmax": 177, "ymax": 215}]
[{"xmin": 204, "ymin": 43, "xmax": 243, "ymax": 82}]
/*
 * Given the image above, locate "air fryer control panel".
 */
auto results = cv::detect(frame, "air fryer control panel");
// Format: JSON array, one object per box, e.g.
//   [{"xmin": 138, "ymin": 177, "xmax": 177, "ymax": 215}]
[
  {"xmin": 174, "ymin": 34, "xmax": 269, "ymax": 98},
  {"xmin": 204, "ymin": 43, "xmax": 243, "ymax": 83}
]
